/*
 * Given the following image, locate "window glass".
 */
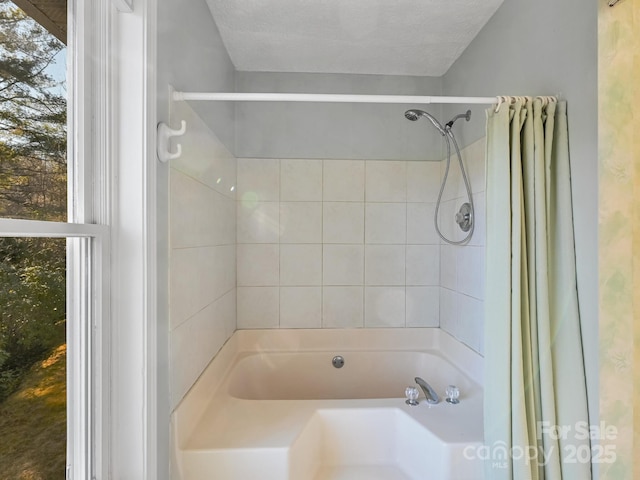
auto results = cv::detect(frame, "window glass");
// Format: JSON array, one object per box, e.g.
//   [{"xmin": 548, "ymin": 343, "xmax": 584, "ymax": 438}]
[
  {"xmin": 0, "ymin": 0, "xmax": 68, "ymax": 476},
  {"xmin": 0, "ymin": 0, "xmax": 67, "ymax": 221},
  {"xmin": 0, "ymin": 237, "xmax": 67, "ymax": 478}
]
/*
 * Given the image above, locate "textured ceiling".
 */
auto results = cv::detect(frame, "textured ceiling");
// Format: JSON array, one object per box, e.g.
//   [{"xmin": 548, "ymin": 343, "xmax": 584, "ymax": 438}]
[{"xmin": 205, "ymin": 0, "xmax": 504, "ymax": 77}]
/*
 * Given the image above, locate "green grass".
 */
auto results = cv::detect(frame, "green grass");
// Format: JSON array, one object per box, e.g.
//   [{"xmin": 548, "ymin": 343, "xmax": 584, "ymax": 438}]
[{"xmin": 0, "ymin": 344, "xmax": 66, "ymax": 480}]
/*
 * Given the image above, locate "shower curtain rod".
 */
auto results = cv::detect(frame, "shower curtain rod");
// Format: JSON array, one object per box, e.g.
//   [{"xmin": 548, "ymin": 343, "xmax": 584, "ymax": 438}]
[{"xmin": 172, "ymin": 91, "xmax": 498, "ymax": 105}]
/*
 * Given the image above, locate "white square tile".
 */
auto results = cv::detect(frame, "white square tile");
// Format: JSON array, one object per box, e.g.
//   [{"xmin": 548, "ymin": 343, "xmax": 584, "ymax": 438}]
[
  {"xmin": 198, "ymin": 300, "xmax": 230, "ymax": 358},
  {"xmin": 280, "ymin": 287, "xmax": 322, "ymax": 328},
  {"xmin": 440, "ymin": 158, "xmax": 462, "ymax": 202},
  {"xmin": 323, "ymin": 160, "xmax": 365, "ymax": 201},
  {"xmin": 218, "ymin": 289, "xmax": 237, "ymax": 338},
  {"xmin": 213, "ymin": 149, "xmax": 238, "ymax": 200},
  {"xmin": 439, "ymin": 288, "xmax": 459, "ymax": 339},
  {"xmin": 323, "ymin": 245, "xmax": 364, "ymax": 286},
  {"xmin": 281, "ymin": 159, "xmax": 322, "ymax": 201},
  {"xmin": 365, "ymin": 245, "xmax": 405, "ymax": 286},
  {"xmin": 365, "ymin": 161, "xmax": 407, "ymax": 202},
  {"xmin": 407, "ymin": 162, "xmax": 441, "ymax": 202},
  {"xmin": 212, "ymin": 245, "xmax": 237, "ymax": 300},
  {"xmin": 170, "ymin": 169, "xmax": 215, "ymax": 248},
  {"xmin": 406, "ymin": 245, "xmax": 439, "ymax": 286},
  {"xmin": 438, "ymin": 199, "xmax": 461, "ymax": 243},
  {"xmin": 211, "ymin": 193, "xmax": 236, "ymax": 246},
  {"xmin": 440, "ymin": 245, "xmax": 458, "ymax": 290},
  {"xmin": 171, "ymin": 100, "xmax": 237, "ymax": 198},
  {"xmin": 280, "ymin": 202, "xmax": 322, "ymax": 243},
  {"xmin": 237, "ymin": 201, "xmax": 280, "ymax": 243},
  {"xmin": 365, "ymin": 203, "xmax": 406, "ymax": 244},
  {"xmin": 280, "ymin": 244, "xmax": 322, "ymax": 286},
  {"xmin": 170, "ymin": 246, "xmax": 218, "ymax": 329},
  {"xmin": 364, "ymin": 286, "xmax": 405, "ymax": 327},
  {"xmin": 456, "ymin": 152, "xmax": 474, "ymax": 200},
  {"xmin": 170, "ymin": 318, "xmax": 198, "ymax": 407},
  {"xmin": 458, "ymin": 294, "xmax": 484, "ymax": 354},
  {"xmin": 202, "ymin": 297, "xmax": 234, "ymax": 363},
  {"xmin": 468, "ymin": 192, "xmax": 486, "ymax": 246},
  {"xmin": 237, "ymin": 158, "xmax": 279, "ymax": 202},
  {"xmin": 169, "ymin": 289, "xmax": 236, "ymax": 407},
  {"xmin": 237, "ymin": 287, "xmax": 279, "ymax": 329},
  {"xmin": 461, "ymin": 138, "xmax": 486, "ymax": 195},
  {"xmin": 237, "ymin": 244, "xmax": 279, "ymax": 286},
  {"xmin": 322, "ymin": 287, "xmax": 364, "ymax": 328},
  {"xmin": 323, "ymin": 202, "xmax": 364, "ymax": 244},
  {"xmin": 407, "ymin": 203, "xmax": 438, "ymax": 245},
  {"xmin": 406, "ymin": 287, "xmax": 439, "ymax": 327},
  {"xmin": 457, "ymin": 246, "xmax": 485, "ymax": 299}
]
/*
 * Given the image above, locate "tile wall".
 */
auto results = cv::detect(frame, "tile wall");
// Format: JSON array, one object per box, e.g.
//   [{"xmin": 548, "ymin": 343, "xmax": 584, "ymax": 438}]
[
  {"xmin": 168, "ymin": 128, "xmax": 486, "ymax": 406},
  {"xmin": 169, "ymin": 101, "xmax": 237, "ymax": 408},
  {"xmin": 236, "ymin": 139, "xmax": 485, "ymax": 355},
  {"xmin": 236, "ymin": 158, "xmax": 443, "ymax": 331},
  {"xmin": 438, "ymin": 138, "xmax": 486, "ymax": 354}
]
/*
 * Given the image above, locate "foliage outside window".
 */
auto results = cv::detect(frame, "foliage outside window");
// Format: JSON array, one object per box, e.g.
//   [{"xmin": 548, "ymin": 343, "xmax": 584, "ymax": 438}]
[
  {"xmin": 0, "ymin": 1, "xmax": 67, "ymax": 478},
  {"xmin": 0, "ymin": 0, "xmax": 66, "ymax": 222}
]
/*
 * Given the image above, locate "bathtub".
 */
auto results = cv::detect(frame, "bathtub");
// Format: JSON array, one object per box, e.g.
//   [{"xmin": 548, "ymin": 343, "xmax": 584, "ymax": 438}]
[{"xmin": 172, "ymin": 328, "xmax": 484, "ymax": 480}]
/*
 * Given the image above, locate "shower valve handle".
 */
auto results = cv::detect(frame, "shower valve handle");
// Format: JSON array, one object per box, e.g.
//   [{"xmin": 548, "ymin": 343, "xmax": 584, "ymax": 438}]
[
  {"xmin": 455, "ymin": 203, "xmax": 473, "ymax": 232},
  {"xmin": 455, "ymin": 211, "xmax": 469, "ymax": 223}
]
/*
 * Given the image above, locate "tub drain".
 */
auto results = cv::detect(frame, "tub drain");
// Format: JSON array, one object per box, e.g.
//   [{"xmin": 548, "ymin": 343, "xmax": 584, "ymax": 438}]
[{"xmin": 332, "ymin": 355, "xmax": 345, "ymax": 368}]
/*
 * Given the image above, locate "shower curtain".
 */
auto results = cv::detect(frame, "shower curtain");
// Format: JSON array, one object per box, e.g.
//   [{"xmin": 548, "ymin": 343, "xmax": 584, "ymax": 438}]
[{"xmin": 484, "ymin": 98, "xmax": 591, "ymax": 480}]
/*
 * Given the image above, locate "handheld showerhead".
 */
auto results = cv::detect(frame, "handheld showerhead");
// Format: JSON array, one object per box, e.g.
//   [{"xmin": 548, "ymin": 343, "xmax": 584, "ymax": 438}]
[
  {"xmin": 404, "ymin": 110, "xmax": 421, "ymax": 121},
  {"xmin": 404, "ymin": 109, "xmax": 446, "ymax": 136}
]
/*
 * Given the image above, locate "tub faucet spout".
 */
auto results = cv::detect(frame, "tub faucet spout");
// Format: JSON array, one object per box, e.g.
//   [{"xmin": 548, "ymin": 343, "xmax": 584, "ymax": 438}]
[{"xmin": 415, "ymin": 377, "xmax": 440, "ymax": 405}]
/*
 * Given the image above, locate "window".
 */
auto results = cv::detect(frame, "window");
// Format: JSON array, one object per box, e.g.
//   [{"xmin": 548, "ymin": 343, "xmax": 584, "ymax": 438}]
[
  {"xmin": 0, "ymin": 0, "xmax": 162, "ymax": 477},
  {"xmin": 0, "ymin": 0, "xmax": 110, "ymax": 478}
]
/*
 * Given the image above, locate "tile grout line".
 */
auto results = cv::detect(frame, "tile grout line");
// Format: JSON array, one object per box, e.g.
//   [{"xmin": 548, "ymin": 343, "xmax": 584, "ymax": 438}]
[
  {"xmin": 320, "ymin": 160, "xmax": 324, "ymax": 329},
  {"xmin": 277, "ymin": 158, "xmax": 281, "ymax": 329},
  {"xmin": 362, "ymin": 159, "xmax": 367, "ymax": 328},
  {"xmin": 404, "ymin": 160, "xmax": 408, "ymax": 328}
]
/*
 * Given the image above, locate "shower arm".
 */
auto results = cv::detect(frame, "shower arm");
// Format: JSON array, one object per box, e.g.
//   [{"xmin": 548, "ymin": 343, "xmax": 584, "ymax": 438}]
[{"xmin": 445, "ymin": 110, "xmax": 472, "ymax": 129}]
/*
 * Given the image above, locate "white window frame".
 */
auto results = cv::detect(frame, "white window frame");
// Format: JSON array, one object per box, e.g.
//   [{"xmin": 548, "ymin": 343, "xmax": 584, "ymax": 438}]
[
  {"xmin": 0, "ymin": 0, "xmax": 112, "ymax": 477},
  {"xmin": 0, "ymin": 220, "xmax": 108, "ymax": 479},
  {"xmin": 0, "ymin": 0, "xmax": 159, "ymax": 477},
  {"xmin": 67, "ymin": 0, "xmax": 159, "ymax": 477}
]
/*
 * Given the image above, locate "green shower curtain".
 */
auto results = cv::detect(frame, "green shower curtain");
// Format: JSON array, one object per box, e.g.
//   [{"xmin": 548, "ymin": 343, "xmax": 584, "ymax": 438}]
[{"xmin": 484, "ymin": 98, "xmax": 592, "ymax": 480}]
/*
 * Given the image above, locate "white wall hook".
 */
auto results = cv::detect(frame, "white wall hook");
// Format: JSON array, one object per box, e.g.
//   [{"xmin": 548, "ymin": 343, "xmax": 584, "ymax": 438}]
[{"xmin": 157, "ymin": 120, "xmax": 186, "ymax": 163}]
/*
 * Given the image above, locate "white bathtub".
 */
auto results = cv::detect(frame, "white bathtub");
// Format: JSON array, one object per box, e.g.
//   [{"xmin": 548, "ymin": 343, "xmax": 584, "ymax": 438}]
[
  {"xmin": 173, "ymin": 328, "xmax": 484, "ymax": 480},
  {"xmin": 228, "ymin": 350, "xmax": 477, "ymax": 400}
]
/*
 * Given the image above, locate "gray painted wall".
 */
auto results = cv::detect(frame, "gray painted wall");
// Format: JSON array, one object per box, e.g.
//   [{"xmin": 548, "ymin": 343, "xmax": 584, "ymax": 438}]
[
  {"xmin": 234, "ymin": 72, "xmax": 445, "ymax": 160},
  {"xmin": 156, "ymin": 1, "xmax": 236, "ymax": 478},
  {"xmin": 442, "ymin": 0, "xmax": 599, "ymax": 429},
  {"xmin": 157, "ymin": 0, "xmax": 236, "ymax": 151}
]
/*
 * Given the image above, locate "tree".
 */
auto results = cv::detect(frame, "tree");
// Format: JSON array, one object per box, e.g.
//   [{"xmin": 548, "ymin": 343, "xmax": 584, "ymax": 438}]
[
  {"xmin": 0, "ymin": 0, "xmax": 67, "ymax": 401},
  {"xmin": 0, "ymin": 0, "xmax": 66, "ymax": 221},
  {"xmin": 0, "ymin": 237, "xmax": 66, "ymax": 400},
  {"xmin": 0, "ymin": 238, "xmax": 65, "ymax": 362}
]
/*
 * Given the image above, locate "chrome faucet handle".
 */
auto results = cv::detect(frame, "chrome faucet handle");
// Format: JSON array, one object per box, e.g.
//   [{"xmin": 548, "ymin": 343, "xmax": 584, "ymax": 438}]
[
  {"xmin": 405, "ymin": 386, "xmax": 419, "ymax": 406},
  {"xmin": 446, "ymin": 385, "xmax": 460, "ymax": 404}
]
